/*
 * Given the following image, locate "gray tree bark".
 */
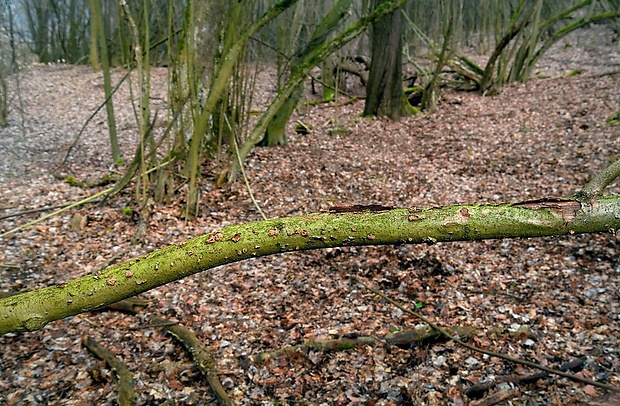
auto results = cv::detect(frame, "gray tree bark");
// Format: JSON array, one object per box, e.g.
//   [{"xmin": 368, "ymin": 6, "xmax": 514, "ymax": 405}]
[{"xmin": 363, "ymin": 0, "xmax": 407, "ymax": 119}]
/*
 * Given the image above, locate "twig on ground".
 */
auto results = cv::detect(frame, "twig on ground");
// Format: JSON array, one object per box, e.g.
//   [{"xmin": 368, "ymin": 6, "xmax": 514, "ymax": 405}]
[
  {"xmin": 150, "ymin": 315, "xmax": 235, "ymax": 406},
  {"xmin": 593, "ymin": 69, "xmax": 620, "ymax": 78},
  {"xmin": 129, "ymin": 320, "xmax": 177, "ymax": 330},
  {"xmin": 103, "ymin": 297, "xmax": 149, "ymax": 314},
  {"xmin": 470, "ymin": 389, "xmax": 520, "ymax": 406},
  {"xmin": 252, "ymin": 325, "xmax": 474, "ymax": 364},
  {"xmin": 82, "ymin": 336, "xmax": 137, "ymax": 406},
  {"xmin": 351, "ymin": 275, "xmax": 620, "ymax": 393},
  {"xmin": 0, "ymin": 187, "xmax": 113, "ymax": 238},
  {"xmin": 0, "ymin": 201, "xmax": 100, "ymax": 220},
  {"xmin": 465, "ymin": 372, "xmax": 547, "ymax": 398}
]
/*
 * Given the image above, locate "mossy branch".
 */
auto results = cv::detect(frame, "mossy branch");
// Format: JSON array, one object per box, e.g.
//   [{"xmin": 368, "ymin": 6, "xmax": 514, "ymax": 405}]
[
  {"xmin": 2, "ymin": 195, "xmax": 620, "ymax": 336},
  {"xmin": 251, "ymin": 325, "xmax": 475, "ymax": 364},
  {"xmin": 575, "ymin": 159, "xmax": 620, "ymax": 203}
]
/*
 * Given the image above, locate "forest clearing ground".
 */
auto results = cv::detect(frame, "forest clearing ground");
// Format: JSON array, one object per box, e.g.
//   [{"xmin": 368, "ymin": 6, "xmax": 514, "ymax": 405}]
[{"xmin": 0, "ymin": 26, "xmax": 619, "ymax": 405}]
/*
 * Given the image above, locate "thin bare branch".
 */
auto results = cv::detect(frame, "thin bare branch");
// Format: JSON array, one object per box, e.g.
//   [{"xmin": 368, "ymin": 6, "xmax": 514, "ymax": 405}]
[{"xmin": 352, "ymin": 276, "xmax": 620, "ymax": 393}]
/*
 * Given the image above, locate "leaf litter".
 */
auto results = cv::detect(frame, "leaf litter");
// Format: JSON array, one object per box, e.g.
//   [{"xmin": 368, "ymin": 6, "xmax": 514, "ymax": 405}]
[{"xmin": 0, "ymin": 26, "xmax": 619, "ymax": 405}]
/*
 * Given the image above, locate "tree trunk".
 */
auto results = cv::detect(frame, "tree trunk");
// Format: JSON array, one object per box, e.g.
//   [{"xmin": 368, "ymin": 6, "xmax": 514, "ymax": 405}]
[
  {"xmin": 91, "ymin": 0, "xmax": 120, "ymax": 162},
  {"xmin": 363, "ymin": 0, "xmax": 406, "ymax": 119},
  {"xmin": 183, "ymin": 0, "xmax": 300, "ymax": 216},
  {"xmin": 88, "ymin": 0, "xmax": 99, "ymax": 68},
  {"xmin": 258, "ymin": 86, "xmax": 302, "ymax": 147},
  {"xmin": 230, "ymin": 0, "xmax": 411, "ymax": 181},
  {"xmin": 0, "ymin": 70, "xmax": 7, "ymax": 126},
  {"xmin": 259, "ymin": 0, "xmax": 354, "ymax": 147}
]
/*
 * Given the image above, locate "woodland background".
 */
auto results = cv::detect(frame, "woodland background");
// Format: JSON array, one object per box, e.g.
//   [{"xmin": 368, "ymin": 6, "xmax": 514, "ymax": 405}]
[{"xmin": 1, "ymin": 0, "xmax": 620, "ymax": 405}]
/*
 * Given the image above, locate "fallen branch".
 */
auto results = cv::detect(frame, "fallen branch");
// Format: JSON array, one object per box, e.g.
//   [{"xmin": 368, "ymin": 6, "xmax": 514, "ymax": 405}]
[
  {"xmin": 0, "ymin": 187, "xmax": 113, "ymax": 238},
  {"xmin": 594, "ymin": 69, "xmax": 620, "ymax": 78},
  {"xmin": 470, "ymin": 389, "xmax": 520, "ymax": 406},
  {"xmin": 54, "ymin": 173, "xmax": 120, "ymax": 188},
  {"xmin": 104, "ymin": 297, "xmax": 150, "ymax": 315},
  {"xmin": 148, "ymin": 360, "xmax": 196, "ymax": 376},
  {"xmin": 150, "ymin": 315, "xmax": 235, "ymax": 406},
  {"xmin": 82, "ymin": 336, "xmax": 137, "ymax": 406},
  {"xmin": 252, "ymin": 325, "xmax": 475, "ymax": 364},
  {"xmin": 0, "ymin": 202, "xmax": 84, "ymax": 221},
  {"xmin": 465, "ymin": 372, "xmax": 547, "ymax": 399},
  {"xmin": 352, "ymin": 276, "xmax": 620, "ymax": 393},
  {"xmin": 252, "ymin": 336, "xmax": 374, "ymax": 363}
]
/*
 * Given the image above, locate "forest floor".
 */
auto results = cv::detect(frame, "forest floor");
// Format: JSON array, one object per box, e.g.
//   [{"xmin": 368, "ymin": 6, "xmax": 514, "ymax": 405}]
[{"xmin": 1, "ymin": 26, "xmax": 620, "ymax": 406}]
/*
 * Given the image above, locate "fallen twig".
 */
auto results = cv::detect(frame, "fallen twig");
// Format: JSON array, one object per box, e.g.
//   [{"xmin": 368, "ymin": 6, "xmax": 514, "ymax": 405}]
[
  {"xmin": 465, "ymin": 372, "xmax": 547, "ymax": 398},
  {"xmin": 0, "ymin": 187, "xmax": 113, "ymax": 238},
  {"xmin": 251, "ymin": 325, "xmax": 475, "ymax": 364},
  {"xmin": 150, "ymin": 315, "xmax": 235, "ymax": 406},
  {"xmin": 470, "ymin": 389, "xmax": 520, "ymax": 406},
  {"xmin": 104, "ymin": 297, "xmax": 150, "ymax": 315},
  {"xmin": 352, "ymin": 275, "xmax": 620, "ymax": 393},
  {"xmin": 82, "ymin": 336, "xmax": 137, "ymax": 406},
  {"xmin": 0, "ymin": 202, "xmax": 86, "ymax": 220}
]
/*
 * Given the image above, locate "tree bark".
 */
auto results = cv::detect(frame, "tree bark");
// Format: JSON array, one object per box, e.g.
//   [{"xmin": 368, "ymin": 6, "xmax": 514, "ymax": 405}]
[
  {"xmin": 259, "ymin": 0, "xmax": 355, "ymax": 147},
  {"xmin": 91, "ymin": 0, "xmax": 120, "ymax": 162},
  {"xmin": 363, "ymin": 0, "xmax": 406, "ymax": 119},
  {"xmin": 2, "ymin": 195, "xmax": 620, "ymax": 336}
]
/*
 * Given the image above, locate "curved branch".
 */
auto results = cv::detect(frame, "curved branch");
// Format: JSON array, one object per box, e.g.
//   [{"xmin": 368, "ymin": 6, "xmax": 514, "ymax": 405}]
[
  {"xmin": 2, "ymin": 195, "xmax": 620, "ymax": 335},
  {"xmin": 575, "ymin": 159, "xmax": 620, "ymax": 203},
  {"xmin": 82, "ymin": 336, "xmax": 138, "ymax": 405}
]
